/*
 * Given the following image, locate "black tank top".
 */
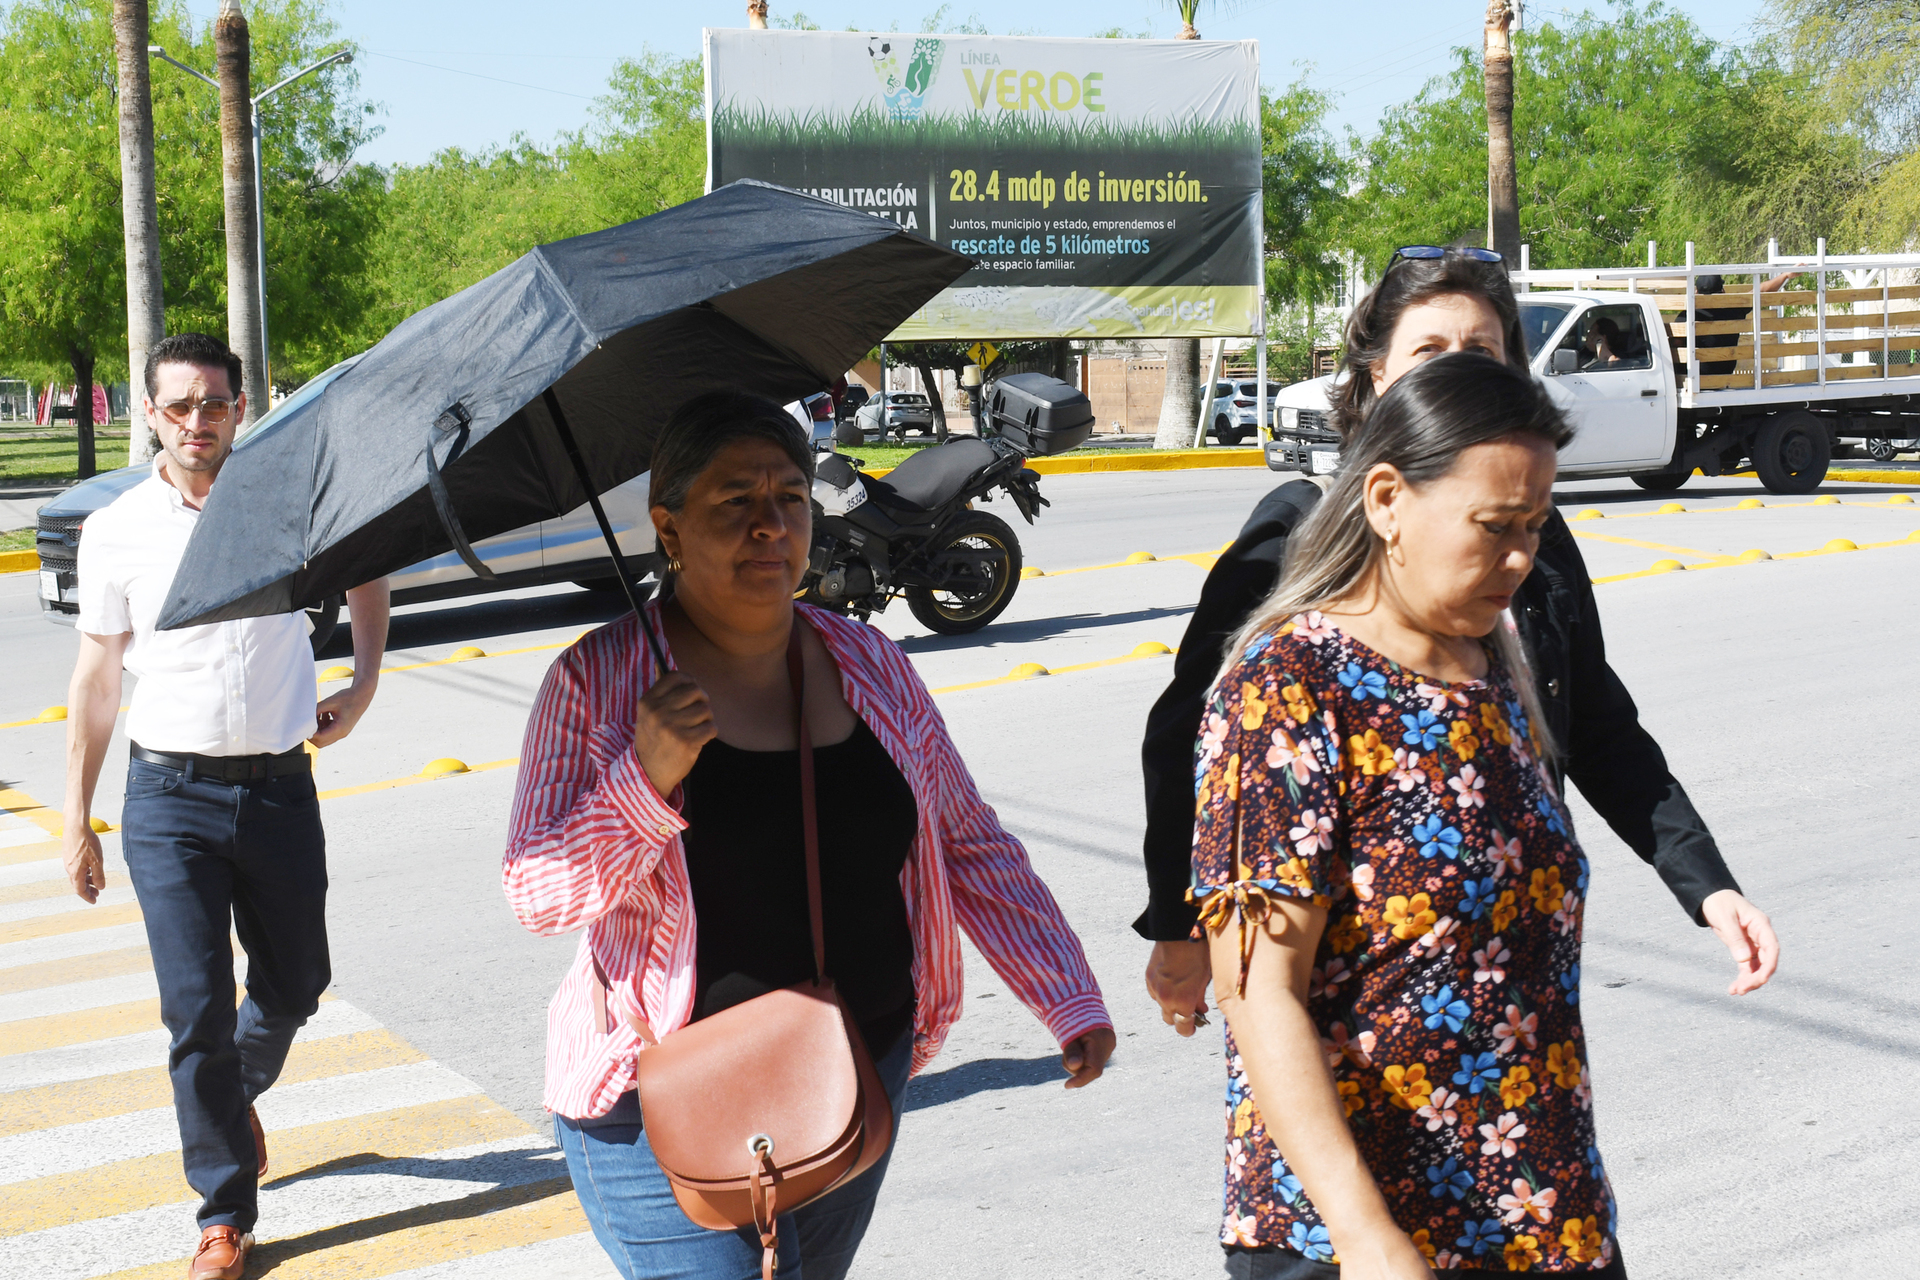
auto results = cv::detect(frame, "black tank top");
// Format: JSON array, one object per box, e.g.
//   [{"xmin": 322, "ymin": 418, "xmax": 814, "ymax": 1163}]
[{"xmin": 681, "ymin": 717, "xmax": 918, "ymax": 1058}]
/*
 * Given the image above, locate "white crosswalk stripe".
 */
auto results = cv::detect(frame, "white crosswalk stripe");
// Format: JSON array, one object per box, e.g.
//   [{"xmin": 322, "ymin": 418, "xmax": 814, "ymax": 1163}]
[{"xmin": 0, "ymin": 795, "xmax": 613, "ymax": 1280}]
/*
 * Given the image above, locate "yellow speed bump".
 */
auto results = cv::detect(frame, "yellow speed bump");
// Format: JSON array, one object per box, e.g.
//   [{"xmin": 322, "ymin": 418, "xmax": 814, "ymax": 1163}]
[
  {"xmin": 1823, "ymin": 538, "xmax": 1858, "ymax": 552},
  {"xmin": 1890, "ymin": 494, "xmax": 1914, "ymax": 505},
  {"xmin": 448, "ymin": 646, "xmax": 487, "ymax": 661},
  {"xmin": 1131, "ymin": 641, "xmax": 1174, "ymax": 657},
  {"xmin": 1814, "ymin": 495, "xmax": 1840, "ymax": 506},
  {"xmin": 1735, "ymin": 549, "xmax": 1772, "ymax": 562},
  {"xmin": 419, "ymin": 758, "xmax": 471, "ymax": 778},
  {"xmin": 1123, "ymin": 551, "xmax": 1157, "ymax": 564},
  {"xmin": 1019, "ymin": 567, "xmax": 1044, "ymax": 579},
  {"xmin": 1007, "ymin": 662, "xmax": 1050, "ymax": 680},
  {"xmin": 88, "ymin": 816, "xmax": 110, "ymax": 833},
  {"xmin": 1657, "ymin": 502, "xmax": 1686, "ymax": 514},
  {"xmin": 1650, "ymin": 559, "xmax": 1687, "ymax": 573},
  {"xmin": 1571, "ymin": 509, "xmax": 1604, "ymax": 521},
  {"xmin": 318, "ymin": 665, "xmax": 354, "ymax": 683},
  {"xmin": 1735, "ymin": 498, "xmax": 1765, "ymax": 509},
  {"xmin": 35, "ymin": 706, "xmax": 67, "ymax": 722}
]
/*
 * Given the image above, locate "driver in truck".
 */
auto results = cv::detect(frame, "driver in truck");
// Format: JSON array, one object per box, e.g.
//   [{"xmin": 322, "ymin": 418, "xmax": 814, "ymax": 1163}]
[{"xmin": 1138, "ymin": 246, "xmax": 1780, "ymax": 1047}]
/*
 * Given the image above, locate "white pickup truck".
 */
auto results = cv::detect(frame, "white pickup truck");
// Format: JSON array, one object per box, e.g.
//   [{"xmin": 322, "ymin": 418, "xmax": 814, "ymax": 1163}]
[{"xmin": 1265, "ymin": 245, "xmax": 1920, "ymax": 494}]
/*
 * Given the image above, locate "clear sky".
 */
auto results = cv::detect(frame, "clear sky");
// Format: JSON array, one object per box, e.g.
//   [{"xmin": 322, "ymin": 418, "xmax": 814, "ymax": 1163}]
[{"xmin": 216, "ymin": 0, "xmax": 1775, "ymax": 168}]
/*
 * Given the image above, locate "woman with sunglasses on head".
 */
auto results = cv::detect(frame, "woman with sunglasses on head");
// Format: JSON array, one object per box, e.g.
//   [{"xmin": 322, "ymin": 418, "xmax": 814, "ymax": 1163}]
[
  {"xmin": 503, "ymin": 391, "xmax": 1114, "ymax": 1280},
  {"xmin": 1140, "ymin": 247, "xmax": 1778, "ymax": 1043}
]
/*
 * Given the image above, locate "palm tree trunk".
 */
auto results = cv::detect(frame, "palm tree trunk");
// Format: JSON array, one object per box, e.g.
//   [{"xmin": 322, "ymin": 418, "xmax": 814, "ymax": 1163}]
[
  {"xmin": 913, "ymin": 359, "xmax": 948, "ymax": 441},
  {"xmin": 1483, "ymin": 0, "xmax": 1520, "ymax": 263},
  {"xmin": 746, "ymin": 0, "xmax": 768, "ymax": 28},
  {"xmin": 215, "ymin": 2, "xmax": 267, "ymax": 424},
  {"xmin": 70, "ymin": 345, "xmax": 97, "ymax": 480},
  {"xmin": 114, "ymin": 0, "xmax": 165, "ymax": 464}
]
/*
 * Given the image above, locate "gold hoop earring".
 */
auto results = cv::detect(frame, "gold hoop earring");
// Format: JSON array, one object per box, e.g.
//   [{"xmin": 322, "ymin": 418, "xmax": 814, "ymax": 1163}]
[{"xmin": 665, "ymin": 556, "xmax": 684, "ymax": 575}]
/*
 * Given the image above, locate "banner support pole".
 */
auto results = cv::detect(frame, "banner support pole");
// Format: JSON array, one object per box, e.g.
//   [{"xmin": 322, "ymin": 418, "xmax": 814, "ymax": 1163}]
[
  {"xmin": 1255, "ymin": 328, "xmax": 1268, "ymax": 450},
  {"xmin": 1191, "ymin": 337, "xmax": 1225, "ymax": 448}
]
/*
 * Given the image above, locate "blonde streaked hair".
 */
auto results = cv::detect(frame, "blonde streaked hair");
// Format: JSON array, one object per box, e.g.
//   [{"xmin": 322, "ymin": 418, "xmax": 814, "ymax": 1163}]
[{"xmin": 1218, "ymin": 354, "xmax": 1574, "ymax": 760}]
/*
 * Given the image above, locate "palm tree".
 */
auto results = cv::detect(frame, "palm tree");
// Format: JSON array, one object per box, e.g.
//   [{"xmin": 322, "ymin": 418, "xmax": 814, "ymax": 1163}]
[
  {"xmin": 1153, "ymin": 0, "xmax": 1210, "ymax": 448},
  {"xmin": 1484, "ymin": 0, "xmax": 1521, "ymax": 263},
  {"xmin": 114, "ymin": 0, "xmax": 165, "ymax": 464}
]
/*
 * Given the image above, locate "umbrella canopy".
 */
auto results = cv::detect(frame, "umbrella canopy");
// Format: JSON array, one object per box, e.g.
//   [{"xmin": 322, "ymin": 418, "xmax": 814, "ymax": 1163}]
[{"xmin": 158, "ymin": 180, "xmax": 971, "ymax": 630}]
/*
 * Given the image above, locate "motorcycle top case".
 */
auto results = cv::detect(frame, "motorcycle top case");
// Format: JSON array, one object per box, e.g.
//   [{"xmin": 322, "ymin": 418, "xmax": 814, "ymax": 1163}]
[{"xmin": 985, "ymin": 374, "xmax": 1094, "ymax": 456}]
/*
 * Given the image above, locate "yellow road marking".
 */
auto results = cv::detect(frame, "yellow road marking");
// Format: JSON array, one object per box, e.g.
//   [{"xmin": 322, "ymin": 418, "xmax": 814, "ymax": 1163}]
[
  {"xmin": 0, "ymin": 944, "xmax": 152, "ymax": 997},
  {"xmin": 1592, "ymin": 531, "xmax": 1920, "ymax": 583},
  {"xmin": 928, "ymin": 645, "xmax": 1179, "ymax": 695},
  {"xmin": 0, "ymin": 1027, "xmax": 427, "ymax": 1140},
  {"xmin": 315, "ymin": 756, "xmax": 520, "ymax": 801},
  {"xmin": 0, "ymin": 788, "xmax": 63, "ymax": 837},
  {"xmin": 0, "ymin": 898, "xmax": 144, "ymax": 948},
  {"xmin": 90, "ymin": 1178, "xmax": 583, "ymax": 1280},
  {"xmin": 0, "ymin": 988, "xmax": 334, "ymax": 1056},
  {"xmin": 0, "ymin": 840, "xmax": 64, "ymax": 868},
  {"xmin": 1571, "ymin": 530, "xmax": 1729, "ymax": 561},
  {"xmin": 2, "ymin": 1093, "xmax": 528, "ymax": 1239},
  {"xmin": 0, "ymin": 877, "xmax": 84, "ymax": 907}
]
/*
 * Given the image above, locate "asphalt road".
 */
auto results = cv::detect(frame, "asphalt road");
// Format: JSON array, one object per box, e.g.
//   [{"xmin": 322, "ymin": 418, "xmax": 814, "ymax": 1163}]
[{"xmin": 5, "ymin": 466, "xmax": 1920, "ymax": 1279}]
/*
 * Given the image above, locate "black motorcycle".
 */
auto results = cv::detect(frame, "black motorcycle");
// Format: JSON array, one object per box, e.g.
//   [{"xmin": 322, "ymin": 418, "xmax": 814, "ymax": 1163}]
[{"xmin": 802, "ymin": 374, "xmax": 1093, "ymax": 634}]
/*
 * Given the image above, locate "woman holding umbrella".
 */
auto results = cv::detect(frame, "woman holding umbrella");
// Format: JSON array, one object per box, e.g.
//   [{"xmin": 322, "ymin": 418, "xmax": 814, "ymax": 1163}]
[{"xmin": 503, "ymin": 391, "xmax": 1114, "ymax": 1279}]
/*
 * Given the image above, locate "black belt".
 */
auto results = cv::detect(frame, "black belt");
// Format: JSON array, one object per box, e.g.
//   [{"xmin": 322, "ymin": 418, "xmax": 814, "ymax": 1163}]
[{"xmin": 130, "ymin": 742, "xmax": 311, "ymax": 783}]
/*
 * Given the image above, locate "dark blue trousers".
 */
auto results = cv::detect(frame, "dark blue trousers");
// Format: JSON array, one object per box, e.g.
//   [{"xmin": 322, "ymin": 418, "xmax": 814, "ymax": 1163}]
[{"xmin": 121, "ymin": 755, "xmax": 331, "ymax": 1231}]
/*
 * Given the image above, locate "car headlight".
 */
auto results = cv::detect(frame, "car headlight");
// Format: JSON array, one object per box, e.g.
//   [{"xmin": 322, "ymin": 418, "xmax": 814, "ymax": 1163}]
[{"xmin": 1280, "ymin": 406, "xmax": 1299, "ymax": 430}]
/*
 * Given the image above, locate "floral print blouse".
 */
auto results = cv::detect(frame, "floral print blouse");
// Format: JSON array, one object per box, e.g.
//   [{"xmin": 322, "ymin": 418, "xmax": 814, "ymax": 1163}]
[{"xmin": 1190, "ymin": 613, "xmax": 1618, "ymax": 1272}]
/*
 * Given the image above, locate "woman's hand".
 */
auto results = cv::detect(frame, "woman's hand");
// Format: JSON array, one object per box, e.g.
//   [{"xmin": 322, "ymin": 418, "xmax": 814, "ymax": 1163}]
[
  {"xmin": 1061, "ymin": 1026, "xmax": 1116, "ymax": 1088},
  {"xmin": 1700, "ymin": 889, "xmax": 1779, "ymax": 995},
  {"xmin": 633, "ymin": 671, "xmax": 717, "ymax": 796}
]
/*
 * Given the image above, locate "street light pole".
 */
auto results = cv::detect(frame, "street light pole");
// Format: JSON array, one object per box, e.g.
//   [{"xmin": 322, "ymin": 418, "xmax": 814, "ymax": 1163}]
[{"xmin": 148, "ymin": 43, "xmax": 350, "ymax": 410}]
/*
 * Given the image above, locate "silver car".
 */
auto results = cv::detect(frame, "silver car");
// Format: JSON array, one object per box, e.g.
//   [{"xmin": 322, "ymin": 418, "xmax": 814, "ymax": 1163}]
[
  {"xmin": 35, "ymin": 355, "xmax": 656, "ymax": 651},
  {"xmin": 854, "ymin": 391, "xmax": 937, "ymax": 440}
]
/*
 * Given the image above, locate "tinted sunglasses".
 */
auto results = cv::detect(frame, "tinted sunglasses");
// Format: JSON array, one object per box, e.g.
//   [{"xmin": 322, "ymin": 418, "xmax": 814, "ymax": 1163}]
[
  {"xmin": 156, "ymin": 397, "xmax": 236, "ymax": 426},
  {"xmin": 1391, "ymin": 244, "xmax": 1504, "ymax": 265}
]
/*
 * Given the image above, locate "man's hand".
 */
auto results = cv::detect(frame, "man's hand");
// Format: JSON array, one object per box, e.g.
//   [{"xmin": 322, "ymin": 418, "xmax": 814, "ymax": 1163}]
[
  {"xmin": 62, "ymin": 820, "xmax": 106, "ymax": 903},
  {"xmin": 1061, "ymin": 1026, "xmax": 1116, "ymax": 1089},
  {"xmin": 1146, "ymin": 938, "xmax": 1213, "ymax": 1036},
  {"xmin": 311, "ymin": 682, "xmax": 375, "ymax": 748},
  {"xmin": 1701, "ymin": 889, "xmax": 1779, "ymax": 995}
]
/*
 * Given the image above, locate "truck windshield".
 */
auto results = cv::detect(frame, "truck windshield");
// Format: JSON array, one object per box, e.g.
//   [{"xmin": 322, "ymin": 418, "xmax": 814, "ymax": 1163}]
[{"xmin": 1517, "ymin": 300, "xmax": 1575, "ymax": 358}]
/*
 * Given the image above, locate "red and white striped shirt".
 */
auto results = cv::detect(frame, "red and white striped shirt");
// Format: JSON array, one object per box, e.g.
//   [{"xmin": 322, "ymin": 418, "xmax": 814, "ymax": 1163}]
[{"xmin": 503, "ymin": 603, "xmax": 1112, "ymax": 1118}]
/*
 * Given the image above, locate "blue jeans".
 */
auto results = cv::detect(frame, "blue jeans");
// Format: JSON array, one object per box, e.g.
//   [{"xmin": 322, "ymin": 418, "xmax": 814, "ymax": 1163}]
[
  {"xmin": 555, "ymin": 1030, "xmax": 914, "ymax": 1280},
  {"xmin": 120, "ymin": 755, "xmax": 330, "ymax": 1231}
]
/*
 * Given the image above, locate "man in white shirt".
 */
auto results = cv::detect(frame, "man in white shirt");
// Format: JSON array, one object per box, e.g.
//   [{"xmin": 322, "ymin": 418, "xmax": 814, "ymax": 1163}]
[{"xmin": 60, "ymin": 333, "xmax": 389, "ymax": 1280}]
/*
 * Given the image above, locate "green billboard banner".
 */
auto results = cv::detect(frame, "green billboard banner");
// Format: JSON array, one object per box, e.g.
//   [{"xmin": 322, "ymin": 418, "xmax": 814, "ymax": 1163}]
[{"xmin": 704, "ymin": 30, "xmax": 1263, "ymax": 341}]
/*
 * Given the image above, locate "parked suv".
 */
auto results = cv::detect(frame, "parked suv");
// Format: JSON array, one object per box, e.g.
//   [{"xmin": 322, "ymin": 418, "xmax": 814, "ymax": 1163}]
[
  {"xmin": 854, "ymin": 391, "xmax": 937, "ymax": 440},
  {"xmin": 35, "ymin": 355, "xmax": 657, "ymax": 653}
]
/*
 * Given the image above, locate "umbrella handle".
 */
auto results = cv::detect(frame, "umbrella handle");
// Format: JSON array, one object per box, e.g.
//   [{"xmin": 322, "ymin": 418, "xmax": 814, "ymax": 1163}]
[{"xmin": 541, "ymin": 388, "xmax": 672, "ymax": 672}]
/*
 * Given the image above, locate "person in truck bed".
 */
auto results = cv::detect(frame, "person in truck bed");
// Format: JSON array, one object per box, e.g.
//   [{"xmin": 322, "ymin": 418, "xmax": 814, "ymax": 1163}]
[{"xmin": 1690, "ymin": 272, "xmax": 1794, "ymax": 377}]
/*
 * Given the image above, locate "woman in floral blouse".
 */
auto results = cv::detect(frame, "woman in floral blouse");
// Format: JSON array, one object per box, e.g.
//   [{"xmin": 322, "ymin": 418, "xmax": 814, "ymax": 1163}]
[{"xmin": 1193, "ymin": 354, "xmax": 1627, "ymax": 1278}]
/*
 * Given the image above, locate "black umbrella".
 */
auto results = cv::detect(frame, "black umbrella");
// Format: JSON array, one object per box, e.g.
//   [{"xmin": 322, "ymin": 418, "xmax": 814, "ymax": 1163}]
[{"xmin": 158, "ymin": 180, "xmax": 970, "ymax": 634}]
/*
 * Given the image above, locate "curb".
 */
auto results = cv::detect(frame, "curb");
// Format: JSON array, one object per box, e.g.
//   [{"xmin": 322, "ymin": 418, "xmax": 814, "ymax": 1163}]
[
  {"xmin": 0, "ymin": 549, "xmax": 38, "ymax": 575},
  {"xmin": 1820, "ymin": 468, "xmax": 1920, "ymax": 485},
  {"xmin": 866, "ymin": 447, "xmax": 1265, "ymax": 480}
]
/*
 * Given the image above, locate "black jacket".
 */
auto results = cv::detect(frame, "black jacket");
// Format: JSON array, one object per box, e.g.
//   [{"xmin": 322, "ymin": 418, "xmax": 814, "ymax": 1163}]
[{"xmin": 1135, "ymin": 479, "xmax": 1739, "ymax": 942}]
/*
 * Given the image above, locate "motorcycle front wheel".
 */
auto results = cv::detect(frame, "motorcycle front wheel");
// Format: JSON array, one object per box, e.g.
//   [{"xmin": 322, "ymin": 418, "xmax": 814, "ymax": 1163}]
[{"xmin": 905, "ymin": 511, "xmax": 1022, "ymax": 634}]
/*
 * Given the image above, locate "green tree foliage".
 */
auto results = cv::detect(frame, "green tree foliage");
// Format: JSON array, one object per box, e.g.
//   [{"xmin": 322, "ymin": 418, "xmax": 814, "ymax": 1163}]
[
  {"xmin": 364, "ymin": 52, "xmax": 703, "ymax": 340},
  {"xmin": 0, "ymin": 0, "xmax": 382, "ymax": 399},
  {"xmin": 1338, "ymin": 0, "xmax": 1869, "ymax": 270},
  {"xmin": 1261, "ymin": 79, "xmax": 1349, "ymax": 308}
]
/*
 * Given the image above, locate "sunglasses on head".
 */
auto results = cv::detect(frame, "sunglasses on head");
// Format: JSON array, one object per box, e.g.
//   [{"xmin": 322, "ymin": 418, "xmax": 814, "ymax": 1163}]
[{"xmin": 1390, "ymin": 244, "xmax": 1504, "ymax": 266}]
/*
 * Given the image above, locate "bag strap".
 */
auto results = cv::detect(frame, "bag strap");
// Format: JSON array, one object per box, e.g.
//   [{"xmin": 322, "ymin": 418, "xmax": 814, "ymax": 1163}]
[
  {"xmin": 592, "ymin": 613, "xmax": 824, "ymax": 1046},
  {"xmin": 787, "ymin": 620, "xmax": 828, "ymax": 982}
]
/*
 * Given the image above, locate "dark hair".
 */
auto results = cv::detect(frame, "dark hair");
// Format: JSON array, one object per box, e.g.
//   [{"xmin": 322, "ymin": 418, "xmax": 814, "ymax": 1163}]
[
  {"xmin": 1331, "ymin": 251, "xmax": 1529, "ymax": 440},
  {"xmin": 648, "ymin": 390, "xmax": 814, "ymax": 515},
  {"xmin": 145, "ymin": 333, "xmax": 243, "ymax": 400},
  {"xmin": 1695, "ymin": 274, "xmax": 1725, "ymax": 295},
  {"xmin": 1227, "ymin": 354, "xmax": 1573, "ymax": 755}
]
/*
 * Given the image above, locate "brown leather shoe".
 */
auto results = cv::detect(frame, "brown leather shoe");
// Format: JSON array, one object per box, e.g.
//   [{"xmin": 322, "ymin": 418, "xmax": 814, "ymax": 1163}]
[
  {"xmin": 188, "ymin": 1225, "xmax": 253, "ymax": 1280},
  {"xmin": 248, "ymin": 1105, "xmax": 267, "ymax": 1177}
]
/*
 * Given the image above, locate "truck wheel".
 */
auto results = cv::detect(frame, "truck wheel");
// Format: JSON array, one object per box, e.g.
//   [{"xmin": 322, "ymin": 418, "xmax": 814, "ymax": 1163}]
[
  {"xmin": 1752, "ymin": 411, "xmax": 1831, "ymax": 495},
  {"xmin": 1631, "ymin": 472, "xmax": 1689, "ymax": 492},
  {"xmin": 905, "ymin": 511, "xmax": 1021, "ymax": 634},
  {"xmin": 306, "ymin": 594, "xmax": 342, "ymax": 656}
]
